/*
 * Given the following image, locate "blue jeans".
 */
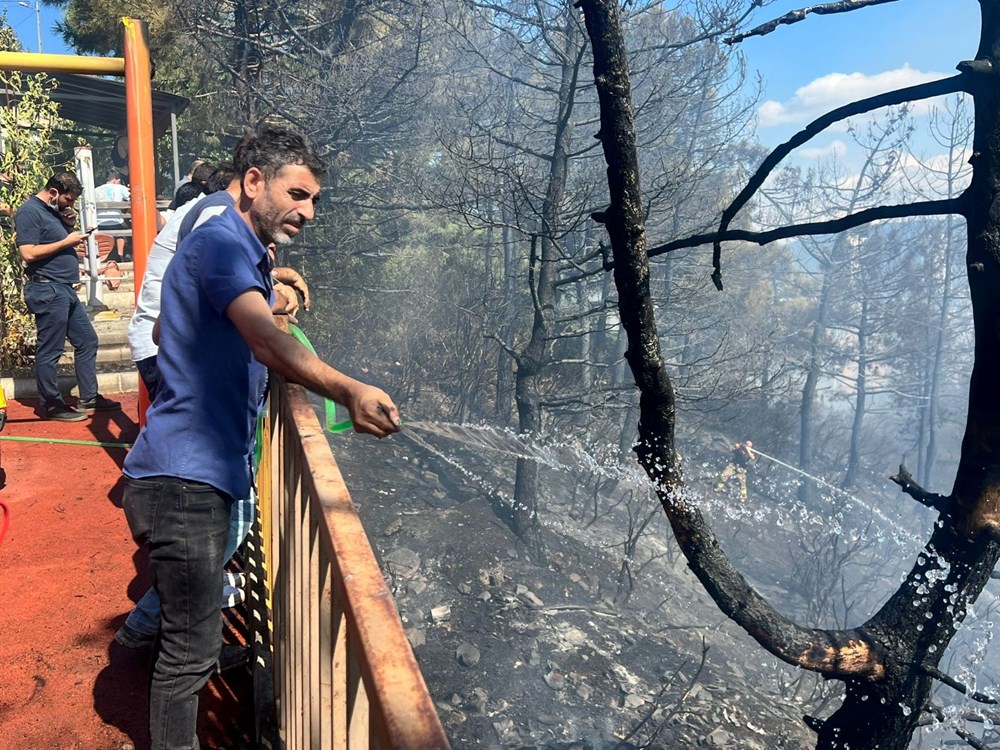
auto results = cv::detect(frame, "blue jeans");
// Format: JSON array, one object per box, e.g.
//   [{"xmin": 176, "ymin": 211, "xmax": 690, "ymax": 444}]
[
  {"xmin": 125, "ymin": 491, "xmax": 255, "ymax": 636},
  {"xmin": 24, "ymin": 280, "xmax": 98, "ymax": 409},
  {"xmin": 123, "ymin": 475, "xmax": 232, "ymax": 750}
]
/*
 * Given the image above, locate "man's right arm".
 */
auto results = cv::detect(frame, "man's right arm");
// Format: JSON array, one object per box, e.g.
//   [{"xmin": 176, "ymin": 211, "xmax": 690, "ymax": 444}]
[
  {"xmin": 19, "ymin": 232, "xmax": 88, "ymax": 263},
  {"xmin": 225, "ymin": 289, "xmax": 400, "ymax": 438}
]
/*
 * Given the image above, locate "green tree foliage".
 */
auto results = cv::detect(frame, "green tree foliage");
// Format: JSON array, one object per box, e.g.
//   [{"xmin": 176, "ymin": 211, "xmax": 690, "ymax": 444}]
[{"xmin": 0, "ymin": 20, "xmax": 60, "ymax": 369}]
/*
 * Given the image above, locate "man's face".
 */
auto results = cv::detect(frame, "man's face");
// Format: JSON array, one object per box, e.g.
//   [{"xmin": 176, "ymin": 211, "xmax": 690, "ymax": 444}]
[
  {"xmin": 46, "ymin": 189, "xmax": 77, "ymax": 211},
  {"xmin": 247, "ymin": 164, "xmax": 320, "ymax": 246}
]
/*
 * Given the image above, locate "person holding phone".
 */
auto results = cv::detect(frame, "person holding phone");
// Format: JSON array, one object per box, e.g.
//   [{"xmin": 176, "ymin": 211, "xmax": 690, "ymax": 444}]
[{"xmin": 15, "ymin": 172, "xmax": 121, "ymax": 421}]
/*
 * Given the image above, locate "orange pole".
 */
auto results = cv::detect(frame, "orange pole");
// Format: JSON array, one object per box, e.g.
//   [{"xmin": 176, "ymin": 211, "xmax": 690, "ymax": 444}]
[{"xmin": 123, "ymin": 17, "xmax": 156, "ymax": 423}]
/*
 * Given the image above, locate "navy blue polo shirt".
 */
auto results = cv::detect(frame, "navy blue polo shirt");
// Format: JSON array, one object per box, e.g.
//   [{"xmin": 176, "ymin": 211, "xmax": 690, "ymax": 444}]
[
  {"xmin": 124, "ymin": 207, "xmax": 274, "ymax": 500},
  {"xmin": 15, "ymin": 196, "xmax": 79, "ymax": 283}
]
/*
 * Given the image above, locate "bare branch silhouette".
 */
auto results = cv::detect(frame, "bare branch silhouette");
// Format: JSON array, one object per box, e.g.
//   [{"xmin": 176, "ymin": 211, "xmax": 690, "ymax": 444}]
[{"xmin": 725, "ymin": 0, "xmax": 903, "ymax": 44}]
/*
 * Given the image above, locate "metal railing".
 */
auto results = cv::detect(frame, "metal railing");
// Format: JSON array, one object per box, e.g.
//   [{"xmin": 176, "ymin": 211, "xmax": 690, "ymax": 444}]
[{"xmin": 253, "ymin": 375, "xmax": 450, "ymax": 749}]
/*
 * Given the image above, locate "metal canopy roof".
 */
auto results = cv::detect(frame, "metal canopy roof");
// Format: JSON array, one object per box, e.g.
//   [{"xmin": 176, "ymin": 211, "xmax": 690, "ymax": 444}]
[{"xmin": 37, "ymin": 73, "xmax": 188, "ymax": 138}]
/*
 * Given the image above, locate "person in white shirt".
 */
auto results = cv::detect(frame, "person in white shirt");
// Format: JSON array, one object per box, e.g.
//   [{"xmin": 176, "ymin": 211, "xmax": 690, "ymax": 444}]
[{"xmin": 94, "ymin": 170, "xmax": 130, "ymax": 259}]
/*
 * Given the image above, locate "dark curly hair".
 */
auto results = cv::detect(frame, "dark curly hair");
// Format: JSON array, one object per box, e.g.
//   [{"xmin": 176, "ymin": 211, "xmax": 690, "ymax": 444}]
[
  {"xmin": 45, "ymin": 171, "xmax": 82, "ymax": 196},
  {"xmin": 233, "ymin": 125, "xmax": 326, "ymax": 182}
]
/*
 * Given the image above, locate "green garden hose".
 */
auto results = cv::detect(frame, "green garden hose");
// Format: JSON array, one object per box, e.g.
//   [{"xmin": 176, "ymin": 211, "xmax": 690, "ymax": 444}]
[{"xmin": 288, "ymin": 324, "xmax": 354, "ymax": 433}]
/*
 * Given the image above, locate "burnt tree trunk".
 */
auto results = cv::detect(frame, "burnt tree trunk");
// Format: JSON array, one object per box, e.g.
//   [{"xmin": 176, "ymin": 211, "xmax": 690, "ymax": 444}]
[
  {"xmin": 508, "ymin": 12, "xmax": 583, "ymax": 561},
  {"xmin": 494, "ymin": 219, "xmax": 517, "ymax": 425},
  {"xmin": 922, "ymin": 207, "xmax": 963, "ymax": 486},
  {"xmin": 578, "ymin": 0, "xmax": 1000, "ymax": 747},
  {"xmin": 232, "ymin": 0, "xmax": 261, "ymax": 126},
  {"xmin": 844, "ymin": 298, "xmax": 868, "ymax": 488},
  {"xmin": 797, "ymin": 264, "xmax": 832, "ymax": 504}
]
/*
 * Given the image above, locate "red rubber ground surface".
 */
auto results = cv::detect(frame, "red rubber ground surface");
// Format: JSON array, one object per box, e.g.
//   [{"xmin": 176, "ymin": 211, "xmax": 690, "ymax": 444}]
[{"xmin": 0, "ymin": 393, "xmax": 250, "ymax": 750}]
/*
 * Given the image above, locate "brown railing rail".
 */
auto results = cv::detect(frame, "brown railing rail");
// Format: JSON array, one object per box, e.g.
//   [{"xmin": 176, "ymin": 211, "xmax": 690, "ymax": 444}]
[{"xmin": 254, "ymin": 375, "xmax": 450, "ymax": 749}]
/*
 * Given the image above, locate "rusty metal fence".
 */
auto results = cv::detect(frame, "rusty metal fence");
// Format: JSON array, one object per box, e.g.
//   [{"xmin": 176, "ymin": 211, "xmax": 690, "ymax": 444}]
[{"xmin": 251, "ymin": 376, "xmax": 450, "ymax": 749}]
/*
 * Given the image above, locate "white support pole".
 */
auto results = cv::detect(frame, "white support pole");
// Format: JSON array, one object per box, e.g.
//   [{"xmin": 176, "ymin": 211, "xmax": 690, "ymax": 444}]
[
  {"xmin": 171, "ymin": 111, "xmax": 180, "ymax": 192},
  {"xmin": 34, "ymin": 0, "xmax": 41, "ymax": 54},
  {"xmin": 74, "ymin": 145, "xmax": 103, "ymax": 307}
]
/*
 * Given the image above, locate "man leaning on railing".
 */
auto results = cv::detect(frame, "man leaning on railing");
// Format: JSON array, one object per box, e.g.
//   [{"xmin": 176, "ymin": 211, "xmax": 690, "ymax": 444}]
[{"xmin": 119, "ymin": 124, "xmax": 400, "ymax": 750}]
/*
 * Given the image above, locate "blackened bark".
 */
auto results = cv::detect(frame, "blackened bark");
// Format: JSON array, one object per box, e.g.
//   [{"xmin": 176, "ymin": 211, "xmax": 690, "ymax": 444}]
[
  {"xmin": 580, "ymin": 0, "xmax": 1000, "ymax": 747},
  {"xmin": 509, "ymin": 15, "xmax": 583, "ymax": 561},
  {"xmin": 798, "ymin": 266, "xmax": 832, "ymax": 505},
  {"xmin": 725, "ymin": 0, "xmax": 902, "ymax": 45},
  {"xmin": 233, "ymin": 0, "xmax": 261, "ymax": 125},
  {"xmin": 575, "ymin": 0, "xmax": 674, "ymax": 480},
  {"xmin": 844, "ymin": 298, "xmax": 868, "ymax": 488},
  {"xmin": 577, "ymin": 0, "xmax": 886, "ymax": 684}
]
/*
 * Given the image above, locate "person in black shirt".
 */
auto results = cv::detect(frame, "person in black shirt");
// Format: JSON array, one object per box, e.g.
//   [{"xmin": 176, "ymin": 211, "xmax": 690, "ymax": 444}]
[{"xmin": 16, "ymin": 172, "xmax": 121, "ymax": 421}]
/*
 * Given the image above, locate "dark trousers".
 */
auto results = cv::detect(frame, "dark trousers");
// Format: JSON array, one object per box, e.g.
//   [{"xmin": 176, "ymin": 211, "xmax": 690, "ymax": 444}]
[
  {"xmin": 122, "ymin": 475, "xmax": 232, "ymax": 750},
  {"xmin": 24, "ymin": 280, "xmax": 98, "ymax": 409},
  {"xmin": 136, "ymin": 355, "xmax": 160, "ymax": 402}
]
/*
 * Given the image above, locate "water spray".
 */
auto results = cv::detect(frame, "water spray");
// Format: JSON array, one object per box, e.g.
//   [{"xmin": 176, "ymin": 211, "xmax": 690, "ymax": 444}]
[
  {"xmin": 749, "ymin": 447, "xmax": 854, "ymax": 501},
  {"xmin": 748, "ymin": 445, "xmax": 929, "ymax": 549},
  {"xmin": 282, "ymin": 325, "xmax": 919, "ymax": 552}
]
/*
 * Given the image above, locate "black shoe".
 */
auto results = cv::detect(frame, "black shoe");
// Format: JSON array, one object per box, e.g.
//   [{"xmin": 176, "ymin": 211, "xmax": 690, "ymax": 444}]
[
  {"xmin": 78, "ymin": 394, "xmax": 122, "ymax": 414},
  {"xmin": 114, "ymin": 622, "xmax": 157, "ymax": 649},
  {"xmin": 45, "ymin": 405, "xmax": 87, "ymax": 422}
]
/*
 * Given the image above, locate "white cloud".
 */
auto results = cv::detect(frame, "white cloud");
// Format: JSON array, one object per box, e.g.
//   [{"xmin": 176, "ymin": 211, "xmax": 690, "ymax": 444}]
[
  {"xmin": 798, "ymin": 139, "xmax": 850, "ymax": 161},
  {"xmin": 758, "ymin": 65, "xmax": 949, "ymax": 128}
]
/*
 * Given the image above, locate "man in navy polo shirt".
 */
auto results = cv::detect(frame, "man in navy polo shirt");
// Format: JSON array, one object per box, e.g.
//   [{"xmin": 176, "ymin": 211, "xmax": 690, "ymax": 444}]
[
  {"xmin": 121, "ymin": 126, "xmax": 400, "ymax": 750},
  {"xmin": 16, "ymin": 172, "xmax": 121, "ymax": 421}
]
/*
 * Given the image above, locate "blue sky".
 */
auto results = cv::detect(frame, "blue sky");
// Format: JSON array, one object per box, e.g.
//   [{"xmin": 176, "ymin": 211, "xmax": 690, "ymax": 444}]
[
  {"xmin": 5, "ymin": 1, "xmax": 69, "ymax": 55},
  {"xmin": 738, "ymin": 0, "xmax": 981, "ymax": 151}
]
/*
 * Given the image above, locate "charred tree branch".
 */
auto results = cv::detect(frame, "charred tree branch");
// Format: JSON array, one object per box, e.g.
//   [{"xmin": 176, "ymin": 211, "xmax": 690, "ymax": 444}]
[
  {"xmin": 484, "ymin": 332, "xmax": 522, "ymax": 365},
  {"xmin": 890, "ymin": 464, "xmax": 950, "ymax": 512},
  {"xmin": 657, "ymin": 0, "xmax": 766, "ymax": 50},
  {"xmin": 711, "ymin": 74, "xmax": 967, "ymax": 252},
  {"xmin": 925, "ymin": 704, "xmax": 991, "ymax": 750},
  {"xmin": 958, "ymin": 58, "xmax": 997, "ymax": 76},
  {"xmin": 615, "ymin": 638, "xmax": 710, "ymax": 748},
  {"xmin": 578, "ymin": 0, "xmax": 887, "ymax": 684},
  {"xmin": 725, "ymin": 0, "xmax": 903, "ymax": 44},
  {"xmin": 647, "ymin": 198, "xmax": 964, "ymax": 258},
  {"xmin": 956, "ymin": 729, "xmax": 991, "ymax": 750},
  {"xmin": 922, "ymin": 664, "xmax": 999, "ymax": 704},
  {"xmin": 666, "ymin": 74, "xmax": 966, "ymax": 286}
]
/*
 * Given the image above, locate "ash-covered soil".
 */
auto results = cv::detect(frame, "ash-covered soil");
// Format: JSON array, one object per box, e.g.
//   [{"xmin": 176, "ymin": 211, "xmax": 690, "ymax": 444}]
[{"xmin": 331, "ymin": 427, "xmax": 827, "ymax": 750}]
